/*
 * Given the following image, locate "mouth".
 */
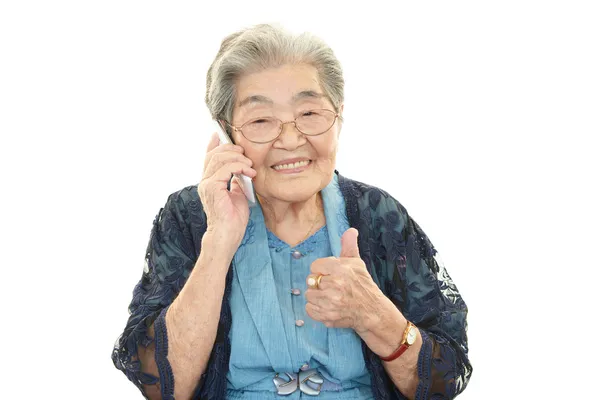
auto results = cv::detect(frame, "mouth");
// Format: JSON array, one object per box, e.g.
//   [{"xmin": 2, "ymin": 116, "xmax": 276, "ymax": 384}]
[{"xmin": 271, "ymin": 159, "xmax": 312, "ymax": 173}]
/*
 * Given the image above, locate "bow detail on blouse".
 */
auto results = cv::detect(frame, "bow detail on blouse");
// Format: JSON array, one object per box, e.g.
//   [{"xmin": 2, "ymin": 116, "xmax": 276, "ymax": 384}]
[{"xmin": 273, "ymin": 369, "xmax": 324, "ymax": 396}]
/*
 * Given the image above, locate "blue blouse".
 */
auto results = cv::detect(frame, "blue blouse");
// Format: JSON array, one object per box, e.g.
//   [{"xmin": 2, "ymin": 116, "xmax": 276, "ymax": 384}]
[
  {"xmin": 226, "ymin": 174, "xmax": 373, "ymax": 399},
  {"xmin": 226, "ymin": 226, "xmax": 373, "ymax": 399}
]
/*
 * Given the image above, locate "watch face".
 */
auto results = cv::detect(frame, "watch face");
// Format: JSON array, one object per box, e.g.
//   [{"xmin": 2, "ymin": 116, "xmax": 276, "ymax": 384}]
[{"xmin": 406, "ymin": 326, "xmax": 418, "ymax": 345}]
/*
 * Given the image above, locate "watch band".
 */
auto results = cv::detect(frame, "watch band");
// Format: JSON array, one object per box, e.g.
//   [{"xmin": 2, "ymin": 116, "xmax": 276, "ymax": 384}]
[
  {"xmin": 380, "ymin": 321, "xmax": 415, "ymax": 362},
  {"xmin": 380, "ymin": 343, "xmax": 409, "ymax": 362}
]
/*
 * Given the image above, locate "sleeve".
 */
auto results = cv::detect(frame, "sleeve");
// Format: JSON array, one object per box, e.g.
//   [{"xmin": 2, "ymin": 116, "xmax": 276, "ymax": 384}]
[
  {"xmin": 111, "ymin": 192, "xmax": 199, "ymax": 399},
  {"xmin": 390, "ymin": 211, "xmax": 473, "ymax": 399}
]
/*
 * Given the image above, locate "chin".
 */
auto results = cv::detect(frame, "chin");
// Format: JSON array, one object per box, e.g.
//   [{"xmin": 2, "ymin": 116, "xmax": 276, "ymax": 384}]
[
  {"xmin": 272, "ymin": 183, "xmax": 321, "ymax": 202},
  {"xmin": 257, "ymin": 176, "xmax": 322, "ymax": 203},
  {"xmin": 256, "ymin": 164, "xmax": 335, "ymax": 201}
]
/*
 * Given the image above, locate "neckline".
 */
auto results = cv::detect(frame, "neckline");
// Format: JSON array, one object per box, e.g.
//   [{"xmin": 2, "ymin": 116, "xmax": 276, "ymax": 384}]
[{"xmin": 267, "ymin": 224, "xmax": 328, "ymax": 252}]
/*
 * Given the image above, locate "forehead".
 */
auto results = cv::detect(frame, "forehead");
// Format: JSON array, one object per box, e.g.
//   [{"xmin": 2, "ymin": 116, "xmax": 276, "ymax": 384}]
[{"xmin": 235, "ymin": 64, "xmax": 324, "ymax": 109}]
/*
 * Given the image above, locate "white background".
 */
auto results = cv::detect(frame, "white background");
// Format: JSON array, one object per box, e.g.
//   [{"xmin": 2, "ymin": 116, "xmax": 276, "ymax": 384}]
[{"xmin": 1, "ymin": 1, "xmax": 598, "ymax": 398}]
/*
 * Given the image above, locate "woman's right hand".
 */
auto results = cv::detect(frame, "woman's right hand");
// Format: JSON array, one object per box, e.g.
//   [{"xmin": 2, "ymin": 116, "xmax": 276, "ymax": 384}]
[{"xmin": 197, "ymin": 132, "xmax": 257, "ymax": 252}]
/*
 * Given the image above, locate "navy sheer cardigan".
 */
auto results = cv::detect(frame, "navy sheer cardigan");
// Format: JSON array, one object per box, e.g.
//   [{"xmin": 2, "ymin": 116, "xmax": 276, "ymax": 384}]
[{"xmin": 112, "ymin": 171, "xmax": 472, "ymax": 399}]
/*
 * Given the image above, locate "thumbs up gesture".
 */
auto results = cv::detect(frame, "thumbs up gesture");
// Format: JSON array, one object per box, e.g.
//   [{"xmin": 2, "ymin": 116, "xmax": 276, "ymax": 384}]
[{"xmin": 305, "ymin": 228, "xmax": 384, "ymax": 334}]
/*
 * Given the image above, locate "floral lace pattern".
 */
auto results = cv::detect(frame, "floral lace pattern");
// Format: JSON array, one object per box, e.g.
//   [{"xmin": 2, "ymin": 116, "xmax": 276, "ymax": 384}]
[
  {"xmin": 112, "ymin": 171, "xmax": 472, "ymax": 399},
  {"xmin": 341, "ymin": 175, "xmax": 472, "ymax": 399}
]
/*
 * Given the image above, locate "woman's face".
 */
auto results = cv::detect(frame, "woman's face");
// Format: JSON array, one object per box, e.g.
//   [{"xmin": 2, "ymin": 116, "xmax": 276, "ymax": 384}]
[{"xmin": 230, "ymin": 64, "xmax": 343, "ymax": 203}]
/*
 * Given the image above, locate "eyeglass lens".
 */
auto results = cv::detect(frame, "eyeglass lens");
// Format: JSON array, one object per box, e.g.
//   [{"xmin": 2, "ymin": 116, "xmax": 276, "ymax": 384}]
[{"xmin": 241, "ymin": 109, "xmax": 336, "ymax": 143}]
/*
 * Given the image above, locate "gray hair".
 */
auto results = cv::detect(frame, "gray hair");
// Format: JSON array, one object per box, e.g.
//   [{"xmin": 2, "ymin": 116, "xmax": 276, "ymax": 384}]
[{"xmin": 205, "ymin": 24, "xmax": 344, "ymax": 134}]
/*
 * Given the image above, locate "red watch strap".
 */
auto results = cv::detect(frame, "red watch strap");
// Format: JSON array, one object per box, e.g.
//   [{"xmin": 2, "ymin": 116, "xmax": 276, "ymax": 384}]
[{"xmin": 380, "ymin": 343, "xmax": 409, "ymax": 362}]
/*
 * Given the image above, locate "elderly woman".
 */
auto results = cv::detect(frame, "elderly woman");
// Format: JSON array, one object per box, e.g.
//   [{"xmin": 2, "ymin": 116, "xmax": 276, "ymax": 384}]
[{"xmin": 112, "ymin": 24, "xmax": 472, "ymax": 400}]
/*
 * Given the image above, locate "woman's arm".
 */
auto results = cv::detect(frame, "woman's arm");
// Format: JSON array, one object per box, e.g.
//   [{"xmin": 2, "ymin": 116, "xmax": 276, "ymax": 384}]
[
  {"xmin": 357, "ymin": 296, "xmax": 422, "ymax": 399},
  {"xmin": 400, "ymin": 216, "xmax": 472, "ymax": 399},
  {"xmin": 114, "ymin": 137, "xmax": 254, "ymax": 399},
  {"xmin": 305, "ymin": 186, "xmax": 470, "ymax": 398},
  {"xmin": 161, "ymin": 232, "xmax": 233, "ymax": 399},
  {"xmin": 137, "ymin": 232, "xmax": 233, "ymax": 399},
  {"xmin": 378, "ymin": 212, "xmax": 471, "ymax": 399},
  {"xmin": 112, "ymin": 194, "xmax": 234, "ymax": 400},
  {"xmin": 347, "ymin": 184, "xmax": 471, "ymax": 399},
  {"xmin": 359, "ymin": 230, "xmax": 471, "ymax": 400}
]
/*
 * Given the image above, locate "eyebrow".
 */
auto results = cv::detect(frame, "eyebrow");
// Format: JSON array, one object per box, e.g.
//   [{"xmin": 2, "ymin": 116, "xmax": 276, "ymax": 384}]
[
  {"xmin": 292, "ymin": 90, "xmax": 325, "ymax": 102},
  {"xmin": 237, "ymin": 90, "xmax": 325, "ymax": 108},
  {"xmin": 237, "ymin": 95, "xmax": 272, "ymax": 108}
]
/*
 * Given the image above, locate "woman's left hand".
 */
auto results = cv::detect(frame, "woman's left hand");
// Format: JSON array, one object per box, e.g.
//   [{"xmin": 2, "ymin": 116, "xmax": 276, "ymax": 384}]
[{"xmin": 304, "ymin": 228, "xmax": 385, "ymax": 334}]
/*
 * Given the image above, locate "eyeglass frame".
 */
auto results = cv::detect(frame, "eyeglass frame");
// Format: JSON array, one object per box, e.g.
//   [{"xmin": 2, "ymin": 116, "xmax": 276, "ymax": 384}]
[{"xmin": 221, "ymin": 108, "xmax": 340, "ymax": 144}]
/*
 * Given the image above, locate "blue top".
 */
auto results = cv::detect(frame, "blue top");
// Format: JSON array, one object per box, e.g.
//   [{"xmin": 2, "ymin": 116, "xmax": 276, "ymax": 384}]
[
  {"xmin": 112, "ymin": 171, "xmax": 473, "ymax": 400},
  {"xmin": 226, "ymin": 174, "xmax": 373, "ymax": 399},
  {"xmin": 226, "ymin": 226, "xmax": 372, "ymax": 399}
]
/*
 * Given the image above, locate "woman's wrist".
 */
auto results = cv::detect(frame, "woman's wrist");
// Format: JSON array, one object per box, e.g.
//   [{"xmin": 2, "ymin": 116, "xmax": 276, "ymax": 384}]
[
  {"xmin": 200, "ymin": 231, "xmax": 238, "ymax": 267},
  {"xmin": 357, "ymin": 290, "xmax": 396, "ymax": 333},
  {"xmin": 202, "ymin": 228, "xmax": 241, "ymax": 259},
  {"xmin": 357, "ymin": 296, "xmax": 409, "ymax": 358}
]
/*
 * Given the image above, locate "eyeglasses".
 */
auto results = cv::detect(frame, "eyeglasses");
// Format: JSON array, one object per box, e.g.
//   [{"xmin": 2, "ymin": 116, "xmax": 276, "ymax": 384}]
[{"xmin": 223, "ymin": 109, "xmax": 339, "ymax": 144}]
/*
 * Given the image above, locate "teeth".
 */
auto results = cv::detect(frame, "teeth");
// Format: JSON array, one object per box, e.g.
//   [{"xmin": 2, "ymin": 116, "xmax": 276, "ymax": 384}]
[{"xmin": 273, "ymin": 160, "xmax": 310, "ymax": 170}]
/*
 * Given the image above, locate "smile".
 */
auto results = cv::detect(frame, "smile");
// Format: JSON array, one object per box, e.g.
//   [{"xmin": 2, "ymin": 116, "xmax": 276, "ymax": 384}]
[{"xmin": 273, "ymin": 160, "xmax": 311, "ymax": 171}]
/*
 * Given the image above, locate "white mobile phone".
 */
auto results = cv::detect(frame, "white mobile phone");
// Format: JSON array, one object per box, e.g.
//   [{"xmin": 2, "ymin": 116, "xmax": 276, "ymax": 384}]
[{"xmin": 214, "ymin": 121, "xmax": 256, "ymax": 204}]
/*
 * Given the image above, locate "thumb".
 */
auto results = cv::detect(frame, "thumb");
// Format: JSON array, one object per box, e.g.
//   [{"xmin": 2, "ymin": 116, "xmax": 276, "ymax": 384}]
[{"xmin": 340, "ymin": 228, "xmax": 360, "ymax": 258}]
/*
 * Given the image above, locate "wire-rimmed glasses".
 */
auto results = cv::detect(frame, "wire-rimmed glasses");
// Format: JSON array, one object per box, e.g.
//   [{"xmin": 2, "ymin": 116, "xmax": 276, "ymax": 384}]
[{"xmin": 223, "ymin": 109, "xmax": 339, "ymax": 144}]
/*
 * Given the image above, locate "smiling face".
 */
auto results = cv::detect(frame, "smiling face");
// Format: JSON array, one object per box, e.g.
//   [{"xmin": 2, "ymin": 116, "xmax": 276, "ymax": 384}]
[{"xmin": 230, "ymin": 64, "xmax": 343, "ymax": 203}]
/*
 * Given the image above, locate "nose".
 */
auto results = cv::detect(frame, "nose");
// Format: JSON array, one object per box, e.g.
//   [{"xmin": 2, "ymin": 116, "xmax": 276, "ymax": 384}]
[{"xmin": 275, "ymin": 121, "xmax": 306, "ymax": 150}]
